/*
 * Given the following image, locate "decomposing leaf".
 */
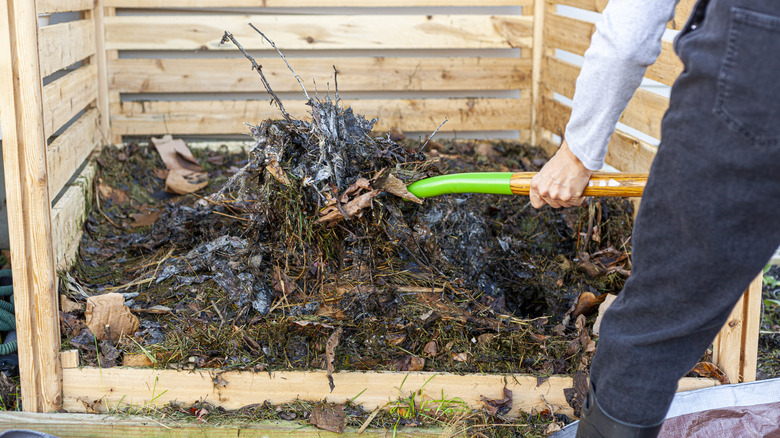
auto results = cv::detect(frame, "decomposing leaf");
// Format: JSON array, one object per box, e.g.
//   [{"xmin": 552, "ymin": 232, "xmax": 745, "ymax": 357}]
[
  {"xmin": 271, "ymin": 265, "xmax": 295, "ymax": 296},
  {"xmin": 477, "ymin": 333, "xmax": 496, "ymax": 347},
  {"xmin": 123, "ymin": 353, "xmax": 154, "ymax": 367},
  {"xmin": 423, "ymin": 341, "xmax": 438, "ymax": 357},
  {"xmin": 129, "ymin": 211, "xmax": 160, "ymax": 227},
  {"xmin": 573, "ymin": 291, "xmax": 607, "ymax": 318},
  {"xmin": 563, "ymin": 371, "xmax": 589, "ymax": 417},
  {"xmin": 481, "ymin": 386, "xmax": 512, "ymax": 417},
  {"xmin": 316, "ymin": 304, "xmax": 345, "ymax": 320},
  {"xmin": 266, "ymin": 158, "xmax": 291, "ymax": 185},
  {"xmin": 315, "ymin": 178, "xmax": 380, "ymax": 225},
  {"xmin": 386, "ymin": 332, "xmax": 406, "ymax": 346},
  {"xmin": 60, "ymin": 294, "xmax": 83, "ymax": 313},
  {"xmin": 394, "ymin": 355, "xmax": 425, "ymax": 371},
  {"xmin": 151, "ymin": 135, "xmax": 204, "ymax": 173},
  {"xmin": 592, "ymin": 293, "xmax": 618, "ymax": 336},
  {"xmin": 165, "ymin": 169, "xmax": 209, "ymax": 195},
  {"xmin": 85, "ymin": 293, "xmax": 140, "ymax": 342},
  {"xmin": 688, "ymin": 361, "xmax": 730, "ymax": 385},
  {"xmin": 97, "ymin": 183, "xmax": 129, "ymax": 204},
  {"xmin": 325, "ymin": 327, "xmax": 343, "ymax": 392},
  {"xmin": 389, "ymin": 126, "xmax": 406, "ymax": 141},
  {"xmin": 310, "ymin": 404, "xmax": 346, "ymax": 434}
]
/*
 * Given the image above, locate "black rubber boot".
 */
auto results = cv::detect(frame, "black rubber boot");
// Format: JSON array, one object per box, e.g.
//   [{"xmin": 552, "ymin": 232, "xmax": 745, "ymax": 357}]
[{"xmin": 576, "ymin": 384, "xmax": 663, "ymax": 438}]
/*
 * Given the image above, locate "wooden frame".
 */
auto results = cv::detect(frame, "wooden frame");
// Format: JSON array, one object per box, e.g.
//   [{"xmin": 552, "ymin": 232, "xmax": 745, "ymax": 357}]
[{"xmin": 0, "ymin": 0, "xmax": 764, "ymax": 422}]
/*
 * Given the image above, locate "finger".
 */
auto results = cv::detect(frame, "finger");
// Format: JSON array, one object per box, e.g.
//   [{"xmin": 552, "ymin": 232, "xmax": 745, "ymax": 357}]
[
  {"xmin": 571, "ymin": 196, "xmax": 586, "ymax": 207},
  {"xmin": 529, "ymin": 191, "xmax": 545, "ymax": 209},
  {"xmin": 543, "ymin": 196, "xmax": 562, "ymax": 209}
]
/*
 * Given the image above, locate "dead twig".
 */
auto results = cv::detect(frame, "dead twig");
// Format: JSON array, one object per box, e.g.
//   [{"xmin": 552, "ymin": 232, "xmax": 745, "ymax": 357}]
[
  {"xmin": 419, "ymin": 118, "xmax": 448, "ymax": 153},
  {"xmin": 249, "ymin": 23, "xmax": 310, "ymax": 100},
  {"xmin": 220, "ymin": 31, "xmax": 291, "ymax": 121}
]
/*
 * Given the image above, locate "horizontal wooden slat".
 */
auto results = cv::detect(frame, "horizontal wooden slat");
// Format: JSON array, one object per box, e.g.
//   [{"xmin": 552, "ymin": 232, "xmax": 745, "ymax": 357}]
[
  {"xmin": 38, "ymin": 18, "xmax": 95, "ymax": 77},
  {"xmin": 646, "ymin": 41, "xmax": 683, "ymax": 86},
  {"xmin": 48, "ymin": 109, "xmax": 101, "ymax": 198},
  {"xmin": 105, "ymin": 15, "xmax": 533, "ymax": 51},
  {"xmin": 544, "ymin": 13, "xmax": 592, "ymax": 55},
  {"xmin": 540, "ymin": 97, "xmax": 658, "ymax": 172},
  {"xmin": 112, "ymin": 97, "xmax": 530, "ymax": 136},
  {"xmin": 61, "ymin": 366, "xmax": 719, "ymax": 419},
  {"xmin": 36, "ymin": 0, "xmax": 94, "ymax": 14},
  {"xmin": 106, "ymin": 0, "xmax": 533, "ymax": 6},
  {"xmin": 52, "ymin": 163, "xmax": 96, "ymax": 269},
  {"xmin": 110, "ymin": 57, "xmax": 532, "ymax": 93},
  {"xmin": 43, "ymin": 63, "xmax": 98, "ymax": 138},
  {"xmin": 553, "ymin": 0, "xmax": 604, "ymax": 12},
  {"xmin": 542, "ymin": 56, "xmax": 578, "ymax": 98},
  {"xmin": 552, "ymin": 0, "xmax": 694, "ymax": 29}
]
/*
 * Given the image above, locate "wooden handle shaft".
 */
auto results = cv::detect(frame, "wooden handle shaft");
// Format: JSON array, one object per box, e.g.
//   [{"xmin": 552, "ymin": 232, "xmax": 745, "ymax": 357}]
[{"xmin": 509, "ymin": 172, "xmax": 647, "ymax": 197}]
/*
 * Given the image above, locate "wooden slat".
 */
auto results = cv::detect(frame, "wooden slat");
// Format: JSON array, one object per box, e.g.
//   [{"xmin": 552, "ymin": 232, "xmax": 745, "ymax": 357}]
[
  {"xmin": 553, "ymin": 0, "xmax": 604, "ymax": 12},
  {"xmin": 668, "ymin": 0, "xmax": 696, "ymax": 30},
  {"xmin": 109, "ymin": 57, "xmax": 532, "ymax": 93},
  {"xmin": 90, "ymin": 0, "xmax": 112, "ymax": 142},
  {"xmin": 111, "ymin": 97, "xmax": 530, "ymax": 136},
  {"xmin": 530, "ymin": 0, "xmax": 547, "ymax": 144},
  {"xmin": 646, "ymin": 41, "xmax": 683, "ymax": 87},
  {"xmin": 105, "ymin": 15, "xmax": 533, "ymax": 51},
  {"xmin": 48, "ymin": 109, "xmax": 101, "ymax": 198},
  {"xmin": 42, "ymin": 63, "xmax": 99, "ymax": 139},
  {"xmin": 0, "ymin": 0, "xmax": 62, "ymax": 413},
  {"xmin": 0, "ymin": 412, "xmax": 448, "ymax": 438},
  {"xmin": 52, "ymin": 164, "xmax": 96, "ymax": 269},
  {"xmin": 36, "ymin": 0, "xmax": 94, "ymax": 14},
  {"xmin": 544, "ymin": 13, "xmax": 592, "ymax": 56},
  {"xmin": 59, "ymin": 351, "xmax": 79, "ymax": 370},
  {"xmin": 542, "ymin": 56, "xmax": 578, "ymax": 98},
  {"xmin": 62, "ymin": 367, "xmax": 719, "ymax": 419},
  {"xmin": 106, "ymin": 0, "xmax": 534, "ymax": 6},
  {"xmin": 539, "ymin": 97, "xmax": 658, "ymax": 172},
  {"xmin": 740, "ymin": 274, "xmax": 763, "ymax": 382},
  {"xmin": 38, "ymin": 18, "xmax": 95, "ymax": 78}
]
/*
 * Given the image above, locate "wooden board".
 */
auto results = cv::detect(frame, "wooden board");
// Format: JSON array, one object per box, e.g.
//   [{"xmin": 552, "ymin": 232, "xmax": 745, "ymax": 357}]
[
  {"xmin": 551, "ymin": 0, "xmax": 695, "ymax": 29},
  {"xmin": 48, "ymin": 109, "xmax": 102, "ymax": 199},
  {"xmin": 646, "ymin": 41, "xmax": 683, "ymax": 87},
  {"xmin": 106, "ymin": 0, "xmax": 534, "ymax": 7},
  {"xmin": 52, "ymin": 164, "xmax": 97, "ymax": 269},
  {"xmin": 61, "ymin": 366, "xmax": 719, "ymax": 420},
  {"xmin": 109, "ymin": 57, "xmax": 532, "ymax": 93},
  {"xmin": 38, "ymin": 18, "xmax": 95, "ymax": 78},
  {"xmin": 42, "ymin": 63, "xmax": 98, "ymax": 139},
  {"xmin": 0, "ymin": 412, "xmax": 447, "ymax": 438},
  {"xmin": 712, "ymin": 274, "xmax": 763, "ymax": 383},
  {"xmin": 0, "ymin": 0, "xmax": 62, "ymax": 413},
  {"xmin": 104, "ymin": 15, "xmax": 533, "ymax": 51},
  {"xmin": 37, "ymin": 0, "xmax": 94, "ymax": 14},
  {"xmin": 111, "ymin": 97, "xmax": 531, "ymax": 136}
]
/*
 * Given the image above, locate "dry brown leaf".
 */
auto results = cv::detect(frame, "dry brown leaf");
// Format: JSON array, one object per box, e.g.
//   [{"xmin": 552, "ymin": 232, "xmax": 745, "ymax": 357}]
[
  {"xmin": 266, "ymin": 158, "xmax": 290, "ymax": 185},
  {"xmin": 85, "ymin": 293, "xmax": 140, "ymax": 342},
  {"xmin": 452, "ymin": 352, "xmax": 469, "ymax": 362},
  {"xmin": 325, "ymin": 327, "xmax": 343, "ymax": 392},
  {"xmin": 316, "ymin": 304, "xmax": 345, "ymax": 320},
  {"xmin": 389, "ymin": 126, "xmax": 406, "ymax": 141},
  {"xmin": 386, "ymin": 332, "xmax": 406, "ymax": 346},
  {"xmin": 573, "ymin": 291, "xmax": 607, "ymax": 318},
  {"xmin": 123, "ymin": 353, "xmax": 154, "ymax": 367},
  {"xmin": 271, "ymin": 265, "xmax": 295, "ymax": 296},
  {"xmin": 423, "ymin": 341, "xmax": 438, "ymax": 357},
  {"xmin": 408, "ymin": 356, "xmax": 425, "ymax": 371},
  {"xmin": 165, "ymin": 169, "xmax": 209, "ymax": 195},
  {"xmin": 376, "ymin": 173, "xmax": 423, "ymax": 205},
  {"xmin": 60, "ymin": 294, "xmax": 83, "ymax": 313},
  {"xmin": 150, "ymin": 135, "xmax": 203, "ymax": 173},
  {"xmin": 129, "ymin": 211, "xmax": 160, "ymax": 227},
  {"xmin": 688, "ymin": 361, "xmax": 730, "ymax": 385},
  {"xmin": 481, "ymin": 386, "xmax": 512, "ymax": 417},
  {"xmin": 592, "ymin": 293, "xmax": 618, "ymax": 336},
  {"xmin": 151, "ymin": 169, "xmax": 169, "ymax": 180},
  {"xmin": 315, "ymin": 189, "xmax": 381, "ymax": 225},
  {"xmin": 477, "ymin": 333, "xmax": 496, "ymax": 347},
  {"xmin": 310, "ymin": 404, "xmax": 346, "ymax": 434}
]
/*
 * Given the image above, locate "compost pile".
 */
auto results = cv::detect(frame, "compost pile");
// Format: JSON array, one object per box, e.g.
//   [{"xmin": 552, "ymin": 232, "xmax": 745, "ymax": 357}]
[{"xmin": 62, "ymin": 38, "xmax": 637, "ymax": 381}]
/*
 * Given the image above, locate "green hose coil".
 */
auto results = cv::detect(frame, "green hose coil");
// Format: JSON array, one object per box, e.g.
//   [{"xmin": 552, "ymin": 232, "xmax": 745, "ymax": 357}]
[
  {"xmin": 0, "ymin": 270, "xmax": 16, "ymax": 356},
  {"xmin": 406, "ymin": 173, "xmax": 514, "ymax": 198}
]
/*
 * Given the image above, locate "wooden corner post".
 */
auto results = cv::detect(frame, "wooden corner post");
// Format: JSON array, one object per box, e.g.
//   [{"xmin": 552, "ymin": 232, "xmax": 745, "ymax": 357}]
[
  {"xmin": 0, "ymin": 0, "xmax": 63, "ymax": 412},
  {"xmin": 530, "ymin": 0, "xmax": 546, "ymax": 146}
]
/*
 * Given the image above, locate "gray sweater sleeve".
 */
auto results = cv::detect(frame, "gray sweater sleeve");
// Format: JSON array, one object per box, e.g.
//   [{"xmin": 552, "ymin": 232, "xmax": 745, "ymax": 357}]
[{"xmin": 565, "ymin": 0, "xmax": 679, "ymax": 171}]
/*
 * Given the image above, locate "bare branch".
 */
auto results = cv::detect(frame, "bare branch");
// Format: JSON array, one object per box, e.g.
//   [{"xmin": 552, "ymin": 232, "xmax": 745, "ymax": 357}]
[
  {"xmin": 221, "ymin": 31, "xmax": 291, "ymax": 122},
  {"xmin": 249, "ymin": 23, "xmax": 311, "ymax": 101},
  {"xmin": 419, "ymin": 118, "xmax": 448, "ymax": 152}
]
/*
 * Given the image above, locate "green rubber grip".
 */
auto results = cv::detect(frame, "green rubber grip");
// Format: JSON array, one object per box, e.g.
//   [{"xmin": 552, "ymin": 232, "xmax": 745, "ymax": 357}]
[{"xmin": 406, "ymin": 172, "xmax": 513, "ymax": 198}]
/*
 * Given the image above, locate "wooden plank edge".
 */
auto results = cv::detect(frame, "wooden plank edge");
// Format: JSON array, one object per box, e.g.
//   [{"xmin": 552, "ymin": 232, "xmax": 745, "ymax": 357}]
[
  {"xmin": 39, "ymin": 18, "xmax": 96, "ymax": 78},
  {"xmin": 0, "ymin": 412, "xmax": 448, "ymax": 438},
  {"xmin": 62, "ymin": 366, "xmax": 720, "ymax": 420},
  {"xmin": 52, "ymin": 163, "xmax": 97, "ymax": 270},
  {"xmin": 37, "ymin": 0, "xmax": 94, "ymax": 14},
  {"xmin": 739, "ymin": 273, "xmax": 763, "ymax": 382},
  {"xmin": 48, "ymin": 109, "xmax": 101, "ymax": 198},
  {"xmin": 105, "ymin": 0, "xmax": 534, "ymax": 7},
  {"xmin": 60, "ymin": 350, "xmax": 80, "ymax": 370},
  {"xmin": 43, "ymin": 63, "xmax": 99, "ymax": 139}
]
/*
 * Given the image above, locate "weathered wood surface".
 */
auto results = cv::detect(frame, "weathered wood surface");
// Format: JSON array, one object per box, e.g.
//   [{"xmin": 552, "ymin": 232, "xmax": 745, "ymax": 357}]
[
  {"xmin": 106, "ymin": 0, "xmax": 533, "ymax": 7},
  {"xmin": 0, "ymin": 412, "xmax": 448, "ymax": 438},
  {"xmin": 37, "ymin": 0, "xmax": 95, "ymax": 14},
  {"xmin": 109, "ymin": 57, "xmax": 531, "ymax": 93},
  {"xmin": 104, "ymin": 15, "xmax": 533, "ymax": 51},
  {"xmin": 0, "ymin": 0, "xmax": 62, "ymax": 413},
  {"xmin": 552, "ymin": 0, "xmax": 695, "ymax": 30},
  {"xmin": 62, "ymin": 366, "xmax": 719, "ymax": 419},
  {"xmin": 52, "ymin": 164, "xmax": 97, "ymax": 269},
  {"xmin": 89, "ymin": 0, "xmax": 112, "ymax": 142},
  {"xmin": 39, "ymin": 18, "xmax": 95, "ymax": 78},
  {"xmin": 712, "ymin": 274, "xmax": 763, "ymax": 383},
  {"xmin": 48, "ymin": 109, "xmax": 101, "ymax": 199},
  {"xmin": 111, "ymin": 97, "xmax": 531, "ymax": 136},
  {"xmin": 43, "ymin": 63, "xmax": 98, "ymax": 139}
]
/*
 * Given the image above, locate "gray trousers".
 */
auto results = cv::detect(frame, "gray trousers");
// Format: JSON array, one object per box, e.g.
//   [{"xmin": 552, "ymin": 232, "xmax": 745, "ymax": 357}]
[{"xmin": 590, "ymin": 0, "xmax": 780, "ymax": 426}]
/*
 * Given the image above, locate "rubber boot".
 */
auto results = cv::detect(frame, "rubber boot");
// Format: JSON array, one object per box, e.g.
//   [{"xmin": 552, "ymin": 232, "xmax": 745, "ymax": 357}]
[{"xmin": 576, "ymin": 383, "xmax": 663, "ymax": 438}]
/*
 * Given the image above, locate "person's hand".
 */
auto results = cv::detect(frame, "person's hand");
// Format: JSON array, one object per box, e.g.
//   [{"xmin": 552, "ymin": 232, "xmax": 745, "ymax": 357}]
[{"xmin": 529, "ymin": 140, "xmax": 592, "ymax": 209}]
